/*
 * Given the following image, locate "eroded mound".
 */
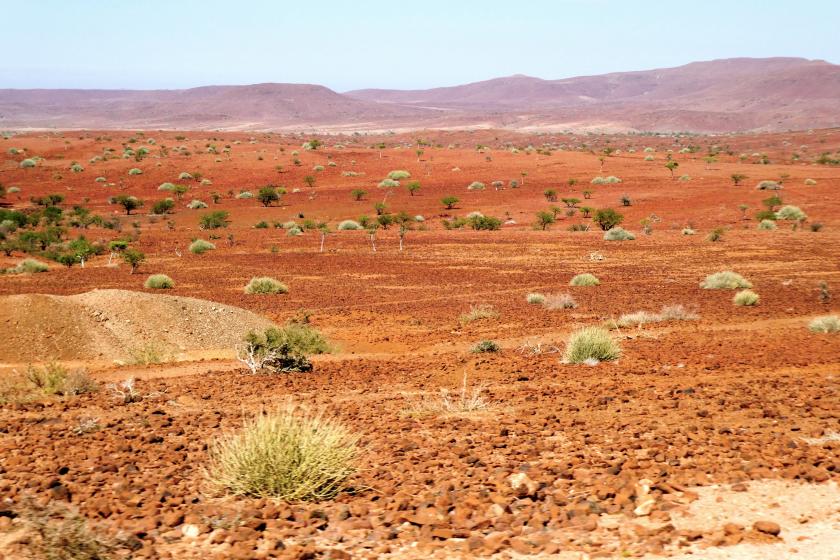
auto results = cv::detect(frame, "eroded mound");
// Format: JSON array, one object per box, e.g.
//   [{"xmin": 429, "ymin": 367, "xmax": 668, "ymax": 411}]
[{"xmin": 0, "ymin": 289, "xmax": 275, "ymax": 363}]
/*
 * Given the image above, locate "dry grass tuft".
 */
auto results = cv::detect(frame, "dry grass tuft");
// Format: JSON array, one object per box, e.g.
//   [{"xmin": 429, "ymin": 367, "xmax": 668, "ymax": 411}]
[
  {"xmin": 404, "ymin": 372, "xmax": 494, "ymax": 417},
  {"xmin": 206, "ymin": 402, "xmax": 358, "ymax": 500},
  {"xmin": 459, "ymin": 304, "xmax": 499, "ymax": 324}
]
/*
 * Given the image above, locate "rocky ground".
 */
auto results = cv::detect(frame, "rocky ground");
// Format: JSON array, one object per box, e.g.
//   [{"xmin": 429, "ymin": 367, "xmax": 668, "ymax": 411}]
[{"xmin": 0, "ymin": 129, "xmax": 838, "ymax": 558}]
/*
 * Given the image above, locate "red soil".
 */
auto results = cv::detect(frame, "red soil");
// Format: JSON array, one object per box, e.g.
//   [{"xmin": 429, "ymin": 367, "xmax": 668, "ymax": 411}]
[{"xmin": 0, "ymin": 129, "xmax": 838, "ymax": 558}]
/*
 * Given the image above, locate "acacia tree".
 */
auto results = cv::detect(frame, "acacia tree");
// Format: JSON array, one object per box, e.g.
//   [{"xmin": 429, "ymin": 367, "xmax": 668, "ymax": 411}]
[
  {"xmin": 112, "ymin": 195, "xmax": 143, "ymax": 215},
  {"xmin": 303, "ymin": 175, "xmax": 316, "ymax": 189},
  {"xmin": 123, "ymin": 248, "xmax": 145, "ymax": 274},
  {"xmin": 441, "ymin": 196, "xmax": 459, "ymax": 209},
  {"xmin": 665, "ymin": 160, "xmax": 679, "ymax": 179},
  {"xmin": 406, "ymin": 181, "xmax": 421, "ymax": 196},
  {"xmin": 593, "ymin": 208, "xmax": 624, "ymax": 231},
  {"xmin": 318, "ymin": 222, "xmax": 330, "ymax": 252},
  {"xmin": 536, "ymin": 211, "xmax": 555, "ymax": 230},
  {"xmin": 730, "ymin": 173, "xmax": 747, "ymax": 186},
  {"xmin": 257, "ymin": 186, "xmax": 280, "ymax": 207}
]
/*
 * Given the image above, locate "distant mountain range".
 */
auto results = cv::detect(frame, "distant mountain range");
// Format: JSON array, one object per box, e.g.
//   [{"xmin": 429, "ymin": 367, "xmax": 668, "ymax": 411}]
[{"xmin": 2, "ymin": 57, "xmax": 839, "ymax": 133}]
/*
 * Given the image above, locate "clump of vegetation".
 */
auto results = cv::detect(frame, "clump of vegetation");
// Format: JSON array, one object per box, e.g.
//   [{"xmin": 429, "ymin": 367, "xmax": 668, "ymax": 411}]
[
  {"xmin": 200, "ymin": 210, "xmax": 230, "ymax": 230},
  {"xmin": 758, "ymin": 219, "xmax": 777, "ymax": 230},
  {"xmin": 682, "ymin": 227, "xmax": 696, "ymax": 236},
  {"xmin": 206, "ymin": 402, "xmax": 358, "ymax": 500},
  {"xmin": 701, "ymin": 271, "xmax": 752, "ymax": 290},
  {"xmin": 467, "ymin": 181, "xmax": 485, "ymax": 191},
  {"xmin": 471, "ymin": 340, "xmax": 500, "ymax": 353},
  {"xmin": 607, "ymin": 304, "xmax": 699, "ymax": 329},
  {"xmin": 459, "ymin": 304, "xmax": 499, "ymax": 324},
  {"xmin": 808, "ymin": 315, "xmax": 840, "ymax": 334},
  {"xmin": 189, "ymin": 239, "xmax": 216, "ymax": 254},
  {"xmin": 543, "ymin": 293, "xmax": 578, "ymax": 310},
  {"xmin": 804, "ymin": 178, "xmax": 817, "ymax": 185},
  {"xmin": 244, "ymin": 276, "xmax": 288, "ymax": 294},
  {"xmin": 18, "ymin": 502, "xmax": 119, "ymax": 560},
  {"xmin": 593, "ymin": 208, "xmax": 624, "ymax": 231},
  {"xmin": 733, "ymin": 289, "xmax": 760, "ymax": 306},
  {"xmin": 776, "ymin": 205, "xmax": 807, "ymax": 222},
  {"xmin": 338, "ymin": 220, "xmax": 362, "ymax": 231},
  {"xmin": 23, "ymin": 363, "xmax": 98, "ymax": 397},
  {"xmin": 237, "ymin": 324, "xmax": 330, "ymax": 374},
  {"xmin": 563, "ymin": 327, "xmax": 621, "ymax": 364},
  {"xmin": 604, "ymin": 227, "xmax": 635, "ymax": 241},
  {"xmin": 526, "ymin": 293, "xmax": 546, "ymax": 305},
  {"xmin": 20, "ymin": 158, "xmax": 37, "ymax": 168},
  {"xmin": 387, "ymin": 170, "xmax": 411, "ymax": 180},
  {"xmin": 144, "ymin": 274, "xmax": 174, "ymax": 289},
  {"xmin": 6, "ymin": 258, "xmax": 49, "ymax": 274},
  {"xmin": 128, "ymin": 167, "xmax": 143, "ymax": 175},
  {"xmin": 187, "ymin": 199, "xmax": 208, "ymax": 209},
  {"xmin": 570, "ymin": 273, "xmax": 600, "ymax": 287}
]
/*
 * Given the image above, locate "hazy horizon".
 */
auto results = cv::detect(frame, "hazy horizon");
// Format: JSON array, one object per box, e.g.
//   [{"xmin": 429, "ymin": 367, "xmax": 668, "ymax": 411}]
[{"xmin": 4, "ymin": 1, "xmax": 839, "ymax": 91}]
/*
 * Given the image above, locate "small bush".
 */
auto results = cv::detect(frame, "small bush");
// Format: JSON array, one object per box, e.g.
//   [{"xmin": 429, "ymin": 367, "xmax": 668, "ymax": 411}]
[
  {"xmin": 9, "ymin": 258, "xmax": 49, "ymax": 274},
  {"xmin": 758, "ymin": 219, "xmax": 777, "ymax": 230},
  {"xmin": 756, "ymin": 180, "xmax": 781, "ymax": 190},
  {"xmin": 158, "ymin": 182, "xmax": 176, "ymax": 191},
  {"xmin": 604, "ymin": 227, "xmax": 635, "ymax": 241},
  {"xmin": 808, "ymin": 315, "xmax": 840, "ymax": 333},
  {"xmin": 459, "ymin": 304, "xmax": 499, "ymax": 324},
  {"xmin": 178, "ymin": 172, "xmax": 194, "ymax": 180},
  {"xmin": 804, "ymin": 178, "xmax": 817, "ymax": 185},
  {"xmin": 733, "ymin": 289, "xmax": 760, "ymax": 306},
  {"xmin": 701, "ymin": 271, "xmax": 752, "ymax": 290},
  {"xmin": 467, "ymin": 181, "xmax": 485, "ymax": 191},
  {"xmin": 471, "ymin": 340, "xmax": 500, "ymax": 353},
  {"xmin": 810, "ymin": 222, "xmax": 823, "ymax": 232},
  {"xmin": 144, "ymin": 274, "xmax": 174, "ymax": 289},
  {"xmin": 236, "ymin": 191, "xmax": 254, "ymax": 199},
  {"xmin": 526, "ymin": 293, "xmax": 546, "ymax": 304},
  {"xmin": 570, "ymin": 273, "xmax": 600, "ymax": 287},
  {"xmin": 337, "ymin": 220, "xmax": 362, "ymax": 230},
  {"xmin": 245, "ymin": 276, "xmax": 288, "ymax": 294},
  {"xmin": 20, "ymin": 158, "xmax": 37, "ymax": 168},
  {"xmin": 387, "ymin": 170, "xmax": 411, "ymax": 180},
  {"xmin": 563, "ymin": 327, "xmax": 621, "ymax": 364},
  {"xmin": 187, "ymin": 199, "xmax": 208, "ymax": 209},
  {"xmin": 206, "ymin": 403, "xmax": 358, "ymax": 500},
  {"xmin": 189, "ymin": 239, "xmax": 216, "ymax": 254},
  {"xmin": 682, "ymin": 228, "xmax": 696, "ymax": 235},
  {"xmin": 543, "ymin": 293, "xmax": 577, "ymax": 310},
  {"xmin": 776, "ymin": 205, "xmax": 807, "ymax": 222},
  {"xmin": 128, "ymin": 168, "xmax": 143, "ymax": 175}
]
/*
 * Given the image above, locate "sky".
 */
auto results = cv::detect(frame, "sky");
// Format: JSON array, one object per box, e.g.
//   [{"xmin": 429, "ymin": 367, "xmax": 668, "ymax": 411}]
[{"xmin": 3, "ymin": 0, "xmax": 839, "ymax": 91}]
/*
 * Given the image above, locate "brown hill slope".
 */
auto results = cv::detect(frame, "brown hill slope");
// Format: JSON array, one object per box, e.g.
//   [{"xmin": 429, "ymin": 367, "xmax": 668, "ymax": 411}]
[
  {"xmin": 2, "ymin": 58, "xmax": 838, "ymax": 132},
  {"xmin": 0, "ymin": 289, "xmax": 275, "ymax": 363}
]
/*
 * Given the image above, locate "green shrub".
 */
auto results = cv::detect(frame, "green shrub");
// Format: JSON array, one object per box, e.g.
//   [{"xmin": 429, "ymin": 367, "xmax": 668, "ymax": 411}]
[
  {"xmin": 338, "ymin": 220, "xmax": 362, "ymax": 230},
  {"xmin": 378, "ymin": 179, "xmax": 399, "ymax": 188},
  {"xmin": 151, "ymin": 199, "xmax": 175, "ymax": 215},
  {"xmin": 236, "ymin": 191, "xmax": 254, "ymax": 199},
  {"xmin": 387, "ymin": 170, "xmax": 411, "ymax": 180},
  {"xmin": 701, "ymin": 271, "xmax": 752, "ymax": 290},
  {"xmin": 758, "ymin": 219, "xmax": 777, "ymax": 230},
  {"xmin": 239, "ymin": 324, "xmax": 330, "ymax": 373},
  {"xmin": 593, "ymin": 208, "xmax": 624, "ymax": 231},
  {"xmin": 189, "ymin": 239, "xmax": 216, "ymax": 254},
  {"xmin": 8, "ymin": 258, "xmax": 49, "ymax": 274},
  {"xmin": 128, "ymin": 168, "xmax": 143, "ymax": 175},
  {"xmin": 144, "ymin": 274, "xmax": 174, "ymax": 289},
  {"xmin": 244, "ymin": 276, "xmax": 288, "ymax": 294},
  {"xmin": 200, "ymin": 210, "xmax": 230, "ymax": 230},
  {"xmin": 526, "ymin": 293, "xmax": 545, "ymax": 304},
  {"xmin": 604, "ymin": 227, "xmax": 635, "ymax": 241},
  {"xmin": 563, "ymin": 327, "xmax": 621, "ymax": 363},
  {"xmin": 187, "ymin": 199, "xmax": 208, "ymax": 209},
  {"xmin": 19, "ymin": 158, "xmax": 37, "ymax": 168},
  {"xmin": 468, "ymin": 215, "xmax": 502, "ymax": 230},
  {"xmin": 776, "ymin": 205, "xmax": 807, "ymax": 222},
  {"xmin": 178, "ymin": 172, "xmax": 194, "ymax": 180},
  {"xmin": 206, "ymin": 403, "xmax": 357, "ymax": 500},
  {"xmin": 808, "ymin": 315, "xmax": 840, "ymax": 333},
  {"xmin": 570, "ymin": 273, "xmax": 600, "ymax": 287},
  {"xmin": 733, "ymin": 289, "xmax": 760, "ymax": 306},
  {"xmin": 471, "ymin": 340, "xmax": 500, "ymax": 353},
  {"xmin": 158, "ymin": 182, "xmax": 176, "ymax": 191},
  {"xmin": 467, "ymin": 181, "xmax": 485, "ymax": 191}
]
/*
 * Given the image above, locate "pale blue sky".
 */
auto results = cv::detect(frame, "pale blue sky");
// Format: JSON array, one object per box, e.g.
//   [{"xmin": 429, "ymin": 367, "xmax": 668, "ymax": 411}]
[{"xmin": 3, "ymin": 0, "xmax": 838, "ymax": 91}]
